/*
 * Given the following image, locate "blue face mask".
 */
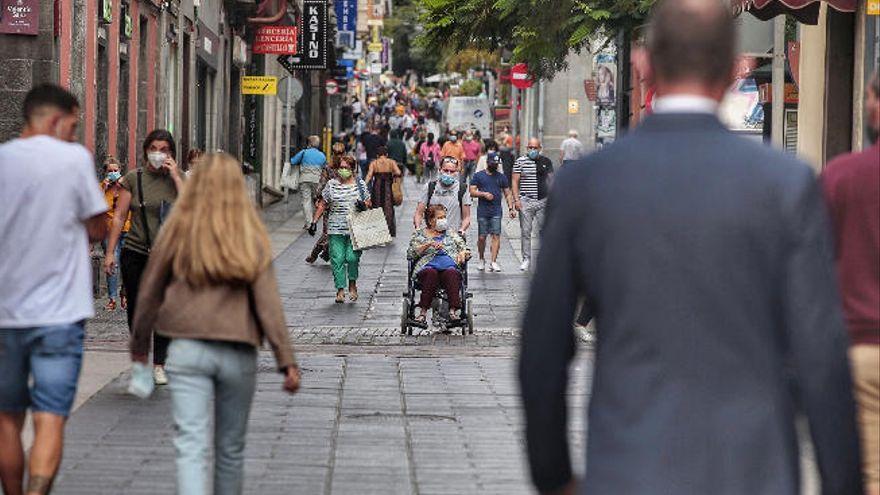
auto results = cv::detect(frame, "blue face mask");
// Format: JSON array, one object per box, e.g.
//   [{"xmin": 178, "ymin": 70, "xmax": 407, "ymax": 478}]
[
  {"xmin": 527, "ymin": 149, "xmax": 540, "ymax": 160},
  {"xmin": 439, "ymin": 174, "xmax": 457, "ymax": 187},
  {"xmin": 107, "ymin": 171, "xmax": 122, "ymax": 182}
]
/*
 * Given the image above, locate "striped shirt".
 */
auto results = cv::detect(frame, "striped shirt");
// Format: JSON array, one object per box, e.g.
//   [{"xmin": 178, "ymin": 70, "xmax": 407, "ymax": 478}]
[
  {"xmin": 513, "ymin": 155, "xmax": 553, "ymax": 200},
  {"xmin": 322, "ymin": 178, "xmax": 370, "ymax": 235}
]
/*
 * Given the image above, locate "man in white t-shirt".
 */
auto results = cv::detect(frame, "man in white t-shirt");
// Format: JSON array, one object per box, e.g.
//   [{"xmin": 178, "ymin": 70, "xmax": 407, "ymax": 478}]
[
  {"xmin": 559, "ymin": 129, "xmax": 585, "ymax": 167},
  {"xmin": 0, "ymin": 84, "xmax": 108, "ymax": 495}
]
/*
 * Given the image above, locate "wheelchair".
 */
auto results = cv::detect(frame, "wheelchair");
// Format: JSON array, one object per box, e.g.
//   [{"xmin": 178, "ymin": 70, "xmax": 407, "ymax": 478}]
[{"xmin": 401, "ymin": 259, "xmax": 474, "ymax": 336}]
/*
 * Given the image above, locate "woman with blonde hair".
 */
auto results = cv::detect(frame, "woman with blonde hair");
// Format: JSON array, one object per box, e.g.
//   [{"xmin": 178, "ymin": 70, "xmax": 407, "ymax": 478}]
[{"xmin": 130, "ymin": 153, "xmax": 301, "ymax": 495}]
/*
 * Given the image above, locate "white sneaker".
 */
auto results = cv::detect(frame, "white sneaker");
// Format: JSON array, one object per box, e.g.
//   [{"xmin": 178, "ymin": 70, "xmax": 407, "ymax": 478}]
[
  {"xmin": 477, "ymin": 259, "xmax": 486, "ymax": 271},
  {"xmin": 519, "ymin": 259, "xmax": 530, "ymax": 271},
  {"xmin": 153, "ymin": 366, "xmax": 169, "ymax": 386},
  {"xmin": 491, "ymin": 262, "xmax": 502, "ymax": 272}
]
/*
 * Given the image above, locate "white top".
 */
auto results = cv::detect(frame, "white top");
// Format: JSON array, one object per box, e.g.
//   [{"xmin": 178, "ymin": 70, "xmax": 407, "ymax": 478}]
[
  {"xmin": 322, "ymin": 178, "xmax": 370, "ymax": 235},
  {"xmin": 0, "ymin": 136, "xmax": 107, "ymax": 328},
  {"xmin": 559, "ymin": 137, "xmax": 584, "ymax": 161},
  {"xmin": 652, "ymin": 94, "xmax": 719, "ymax": 114}
]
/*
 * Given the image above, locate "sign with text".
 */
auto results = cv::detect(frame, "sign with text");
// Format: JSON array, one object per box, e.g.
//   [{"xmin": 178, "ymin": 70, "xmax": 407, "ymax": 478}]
[
  {"xmin": 869, "ymin": 0, "xmax": 879, "ymax": 15},
  {"xmin": 276, "ymin": 0, "xmax": 328, "ymax": 71},
  {"xmin": 241, "ymin": 76, "xmax": 278, "ymax": 95},
  {"xmin": 253, "ymin": 25, "xmax": 297, "ymax": 54},
  {"xmin": 335, "ymin": 0, "xmax": 356, "ymax": 46},
  {"xmin": 1, "ymin": 0, "xmax": 39, "ymax": 35}
]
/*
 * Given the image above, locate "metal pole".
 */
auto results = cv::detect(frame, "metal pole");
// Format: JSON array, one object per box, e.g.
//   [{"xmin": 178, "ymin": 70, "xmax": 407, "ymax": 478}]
[
  {"xmin": 283, "ymin": 77, "xmax": 292, "ymax": 202},
  {"xmin": 771, "ymin": 16, "xmax": 786, "ymax": 148},
  {"xmin": 511, "ymin": 85, "xmax": 519, "ymax": 154},
  {"xmin": 537, "ymin": 80, "xmax": 545, "ymax": 144}
]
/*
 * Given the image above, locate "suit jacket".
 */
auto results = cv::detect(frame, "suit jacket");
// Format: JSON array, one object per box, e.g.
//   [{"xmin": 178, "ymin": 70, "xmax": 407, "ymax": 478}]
[{"xmin": 519, "ymin": 113, "xmax": 863, "ymax": 495}]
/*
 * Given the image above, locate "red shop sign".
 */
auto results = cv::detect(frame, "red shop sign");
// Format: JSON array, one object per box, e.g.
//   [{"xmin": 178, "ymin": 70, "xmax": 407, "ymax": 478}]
[
  {"xmin": 1, "ymin": 0, "xmax": 40, "ymax": 35},
  {"xmin": 253, "ymin": 25, "xmax": 298, "ymax": 55}
]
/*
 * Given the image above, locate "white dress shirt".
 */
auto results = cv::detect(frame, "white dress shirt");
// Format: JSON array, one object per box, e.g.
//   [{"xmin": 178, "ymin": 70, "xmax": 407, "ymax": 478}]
[{"xmin": 652, "ymin": 94, "xmax": 719, "ymax": 115}]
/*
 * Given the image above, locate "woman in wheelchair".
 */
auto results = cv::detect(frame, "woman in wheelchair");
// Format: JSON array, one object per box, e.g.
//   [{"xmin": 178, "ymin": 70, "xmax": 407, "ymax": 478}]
[{"xmin": 407, "ymin": 204, "xmax": 470, "ymax": 324}]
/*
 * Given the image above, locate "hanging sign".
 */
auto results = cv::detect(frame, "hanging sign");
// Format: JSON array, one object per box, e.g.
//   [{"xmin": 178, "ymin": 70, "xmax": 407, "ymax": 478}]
[
  {"xmin": 241, "ymin": 76, "xmax": 278, "ymax": 95},
  {"xmin": 254, "ymin": 25, "xmax": 297, "ymax": 55},
  {"xmin": 335, "ymin": 0, "xmax": 356, "ymax": 46},
  {"xmin": 276, "ymin": 0, "xmax": 328, "ymax": 72},
  {"xmin": 0, "ymin": 0, "xmax": 39, "ymax": 35},
  {"xmin": 868, "ymin": 0, "xmax": 879, "ymax": 15}
]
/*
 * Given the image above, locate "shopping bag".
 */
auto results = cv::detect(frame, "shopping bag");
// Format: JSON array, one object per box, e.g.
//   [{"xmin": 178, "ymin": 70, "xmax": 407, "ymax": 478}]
[
  {"xmin": 349, "ymin": 208, "xmax": 392, "ymax": 251},
  {"xmin": 280, "ymin": 162, "xmax": 300, "ymax": 191},
  {"xmin": 391, "ymin": 177, "xmax": 404, "ymax": 206}
]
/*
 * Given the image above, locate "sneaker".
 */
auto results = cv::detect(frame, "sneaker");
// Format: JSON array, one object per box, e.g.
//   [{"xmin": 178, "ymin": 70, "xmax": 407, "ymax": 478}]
[
  {"xmin": 490, "ymin": 262, "xmax": 502, "ymax": 272},
  {"xmin": 153, "ymin": 366, "xmax": 169, "ymax": 386},
  {"xmin": 477, "ymin": 259, "xmax": 486, "ymax": 271},
  {"xmin": 519, "ymin": 259, "xmax": 530, "ymax": 271}
]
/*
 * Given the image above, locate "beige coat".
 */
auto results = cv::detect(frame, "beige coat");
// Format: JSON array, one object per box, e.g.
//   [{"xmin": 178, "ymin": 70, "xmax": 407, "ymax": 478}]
[{"xmin": 130, "ymin": 245, "xmax": 296, "ymax": 370}]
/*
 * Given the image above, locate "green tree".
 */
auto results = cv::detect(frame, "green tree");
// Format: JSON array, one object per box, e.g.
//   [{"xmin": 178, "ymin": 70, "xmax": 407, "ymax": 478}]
[
  {"xmin": 386, "ymin": 0, "xmax": 445, "ymax": 76},
  {"xmin": 458, "ymin": 79, "xmax": 485, "ymax": 96},
  {"xmin": 417, "ymin": 0, "xmax": 656, "ymax": 79}
]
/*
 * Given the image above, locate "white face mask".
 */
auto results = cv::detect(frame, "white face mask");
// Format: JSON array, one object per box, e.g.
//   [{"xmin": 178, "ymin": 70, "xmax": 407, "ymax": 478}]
[
  {"xmin": 147, "ymin": 151, "xmax": 167, "ymax": 170},
  {"xmin": 435, "ymin": 218, "xmax": 449, "ymax": 231}
]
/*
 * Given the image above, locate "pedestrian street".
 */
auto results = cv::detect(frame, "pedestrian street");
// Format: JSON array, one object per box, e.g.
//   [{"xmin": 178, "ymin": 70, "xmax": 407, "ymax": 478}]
[{"xmin": 50, "ymin": 176, "xmax": 593, "ymax": 494}]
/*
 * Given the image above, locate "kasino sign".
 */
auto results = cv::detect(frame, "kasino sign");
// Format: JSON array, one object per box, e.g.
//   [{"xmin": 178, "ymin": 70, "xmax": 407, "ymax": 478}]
[{"xmin": 253, "ymin": 26, "xmax": 298, "ymax": 55}]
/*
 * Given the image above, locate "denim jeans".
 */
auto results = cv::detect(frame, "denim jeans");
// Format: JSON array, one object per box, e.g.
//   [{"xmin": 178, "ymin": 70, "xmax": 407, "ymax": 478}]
[
  {"xmin": 102, "ymin": 233, "xmax": 125, "ymax": 299},
  {"xmin": 165, "ymin": 339, "xmax": 257, "ymax": 495},
  {"xmin": 0, "ymin": 322, "xmax": 84, "ymax": 417}
]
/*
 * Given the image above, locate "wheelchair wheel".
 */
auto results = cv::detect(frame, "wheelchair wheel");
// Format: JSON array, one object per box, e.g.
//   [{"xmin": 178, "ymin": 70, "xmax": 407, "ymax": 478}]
[
  {"xmin": 401, "ymin": 299, "xmax": 410, "ymax": 336},
  {"xmin": 466, "ymin": 301, "xmax": 474, "ymax": 335}
]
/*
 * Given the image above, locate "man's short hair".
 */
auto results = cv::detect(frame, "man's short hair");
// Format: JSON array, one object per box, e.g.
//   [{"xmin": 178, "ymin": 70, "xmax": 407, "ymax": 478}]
[
  {"xmin": 23, "ymin": 84, "xmax": 79, "ymax": 122},
  {"xmin": 647, "ymin": 0, "xmax": 736, "ymax": 87},
  {"xmin": 307, "ymin": 135, "xmax": 321, "ymax": 148},
  {"xmin": 568, "ymin": 129, "xmax": 578, "ymax": 138}
]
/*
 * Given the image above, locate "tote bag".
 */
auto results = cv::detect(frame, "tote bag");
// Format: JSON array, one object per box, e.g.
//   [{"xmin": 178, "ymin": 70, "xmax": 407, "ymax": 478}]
[{"xmin": 349, "ymin": 180, "xmax": 392, "ymax": 250}]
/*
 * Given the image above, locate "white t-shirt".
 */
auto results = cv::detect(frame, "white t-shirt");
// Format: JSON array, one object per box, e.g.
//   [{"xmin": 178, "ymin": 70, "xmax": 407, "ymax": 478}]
[
  {"xmin": 560, "ymin": 137, "xmax": 584, "ymax": 161},
  {"xmin": 0, "ymin": 136, "xmax": 107, "ymax": 328}
]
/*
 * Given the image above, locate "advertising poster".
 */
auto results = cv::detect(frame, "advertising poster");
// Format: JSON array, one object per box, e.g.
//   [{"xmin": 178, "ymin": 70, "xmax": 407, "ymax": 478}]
[{"xmin": 0, "ymin": 0, "xmax": 39, "ymax": 35}]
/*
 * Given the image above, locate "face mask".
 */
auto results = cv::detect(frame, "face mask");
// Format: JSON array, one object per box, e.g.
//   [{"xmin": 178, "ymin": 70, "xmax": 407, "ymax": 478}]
[
  {"xmin": 337, "ymin": 168, "xmax": 353, "ymax": 179},
  {"xmin": 107, "ymin": 171, "xmax": 122, "ymax": 182},
  {"xmin": 147, "ymin": 152, "xmax": 167, "ymax": 170},
  {"xmin": 434, "ymin": 218, "xmax": 449, "ymax": 231},
  {"xmin": 439, "ymin": 174, "xmax": 456, "ymax": 187},
  {"xmin": 449, "ymin": 136, "xmax": 458, "ymax": 142},
  {"xmin": 527, "ymin": 149, "xmax": 540, "ymax": 160}
]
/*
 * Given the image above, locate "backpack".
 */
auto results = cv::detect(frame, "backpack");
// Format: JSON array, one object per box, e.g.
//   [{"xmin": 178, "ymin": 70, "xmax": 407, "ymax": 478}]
[{"xmin": 425, "ymin": 180, "xmax": 466, "ymax": 219}]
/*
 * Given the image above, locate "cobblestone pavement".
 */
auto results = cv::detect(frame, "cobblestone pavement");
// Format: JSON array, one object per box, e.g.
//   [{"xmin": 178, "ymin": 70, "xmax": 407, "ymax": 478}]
[{"xmin": 51, "ymin": 176, "xmax": 594, "ymax": 495}]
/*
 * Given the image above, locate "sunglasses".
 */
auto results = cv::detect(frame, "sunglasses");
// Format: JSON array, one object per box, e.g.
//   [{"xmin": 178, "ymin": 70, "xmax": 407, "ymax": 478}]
[{"xmin": 442, "ymin": 157, "xmax": 460, "ymax": 165}]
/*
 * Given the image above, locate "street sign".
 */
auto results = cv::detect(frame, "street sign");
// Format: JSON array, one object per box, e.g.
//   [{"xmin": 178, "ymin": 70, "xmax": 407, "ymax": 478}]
[
  {"xmin": 869, "ymin": 0, "xmax": 879, "ymax": 15},
  {"xmin": 510, "ymin": 63, "xmax": 532, "ymax": 90},
  {"xmin": 253, "ymin": 26, "xmax": 297, "ymax": 55},
  {"xmin": 325, "ymin": 80, "xmax": 339, "ymax": 95},
  {"xmin": 241, "ymin": 76, "xmax": 278, "ymax": 95},
  {"xmin": 367, "ymin": 42, "xmax": 383, "ymax": 53},
  {"xmin": 277, "ymin": 77, "xmax": 304, "ymax": 104}
]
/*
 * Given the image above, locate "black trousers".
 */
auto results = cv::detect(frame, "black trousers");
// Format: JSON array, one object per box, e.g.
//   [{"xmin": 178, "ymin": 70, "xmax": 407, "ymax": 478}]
[{"xmin": 120, "ymin": 248, "xmax": 169, "ymax": 365}]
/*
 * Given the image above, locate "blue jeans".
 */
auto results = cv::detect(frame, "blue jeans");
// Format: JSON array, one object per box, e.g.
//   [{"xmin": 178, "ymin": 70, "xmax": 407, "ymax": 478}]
[
  {"xmin": 102, "ymin": 233, "xmax": 125, "ymax": 299},
  {"xmin": 477, "ymin": 216, "xmax": 502, "ymax": 236},
  {"xmin": 0, "ymin": 322, "xmax": 84, "ymax": 417},
  {"xmin": 166, "ymin": 339, "xmax": 257, "ymax": 495}
]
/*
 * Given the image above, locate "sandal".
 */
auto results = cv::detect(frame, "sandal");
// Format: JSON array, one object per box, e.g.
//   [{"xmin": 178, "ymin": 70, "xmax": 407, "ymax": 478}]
[
  {"xmin": 335, "ymin": 289, "xmax": 345, "ymax": 304},
  {"xmin": 104, "ymin": 299, "xmax": 117, "ymax": 311},
  {"xmin": 348, "ymin": 283, "xmax": 358, "ymax": 301}
]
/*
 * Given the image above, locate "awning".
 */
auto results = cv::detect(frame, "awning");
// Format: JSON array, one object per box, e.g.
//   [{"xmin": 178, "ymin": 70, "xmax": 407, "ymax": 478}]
[{"xmin": 732, "ymin": 0, "xmax": 856, "ymax": 24}]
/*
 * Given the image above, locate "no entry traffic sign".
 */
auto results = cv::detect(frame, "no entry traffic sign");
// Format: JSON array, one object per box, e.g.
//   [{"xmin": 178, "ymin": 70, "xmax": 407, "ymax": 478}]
[
  {"xmin": 510, "ymin": 63, "xmax": 533, "ymax": 90},
  {"xmin": 325, "ymin": 80, "xmax": 339, "ymax": 95}
]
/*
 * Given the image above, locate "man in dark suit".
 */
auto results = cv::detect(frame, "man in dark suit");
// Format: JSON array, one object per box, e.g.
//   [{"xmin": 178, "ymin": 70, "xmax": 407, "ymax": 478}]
[{"xmin": 519, "ymin": 1, "xmax": 863, "ymax": 494}]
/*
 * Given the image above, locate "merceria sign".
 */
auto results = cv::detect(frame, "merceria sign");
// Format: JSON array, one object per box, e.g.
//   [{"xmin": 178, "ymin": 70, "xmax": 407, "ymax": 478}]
[{"xmin": 253, "ymin": 25, "xmax": 297, "ymax": 55}]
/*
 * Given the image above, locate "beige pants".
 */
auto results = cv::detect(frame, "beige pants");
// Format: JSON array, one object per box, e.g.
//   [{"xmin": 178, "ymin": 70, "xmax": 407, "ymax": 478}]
[{"xmin": 851, "ymin": 344, "xmax": 880, "ymax": 494}]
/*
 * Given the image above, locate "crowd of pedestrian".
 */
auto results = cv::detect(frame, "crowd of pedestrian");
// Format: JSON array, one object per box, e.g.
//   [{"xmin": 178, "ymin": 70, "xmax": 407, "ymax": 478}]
[{"xmin": 0, "ymin": 1, "xmax": 877, "ymax": 493}]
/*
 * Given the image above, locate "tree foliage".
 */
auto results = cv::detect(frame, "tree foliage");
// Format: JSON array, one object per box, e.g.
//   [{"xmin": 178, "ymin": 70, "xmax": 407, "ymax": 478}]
[
  {"xmin": 416, "ymin": 0, "xmax": 656, "ymax": 79},
  {"xmin": 457, "ymin": 79, "xmax": 485, "ymax": 96},
  {"xmin": 386, "ymin": 0, "xmax": 445, "ymax": 76},
  {"xmin": 442, "ymin": 49, "xmax": 501, "ymax": 74}
]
